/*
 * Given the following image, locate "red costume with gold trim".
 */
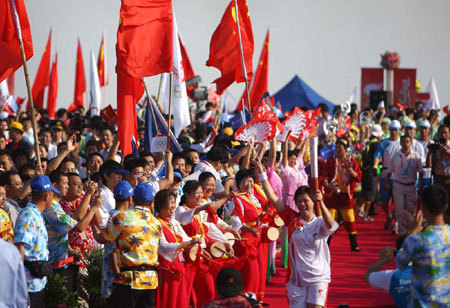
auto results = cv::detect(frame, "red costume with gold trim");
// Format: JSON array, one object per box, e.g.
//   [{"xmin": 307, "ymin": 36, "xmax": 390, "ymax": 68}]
[
  {"xmin": 156, "ymin": 217, "xmax": 189, "ymax": 308},
  {"xmin": 321, "ymin": 156, "xmax": 361, "ymax": 234},
  {"xmin": 231, "ymin": 184, "xmax": 270, "ymax": 301}
]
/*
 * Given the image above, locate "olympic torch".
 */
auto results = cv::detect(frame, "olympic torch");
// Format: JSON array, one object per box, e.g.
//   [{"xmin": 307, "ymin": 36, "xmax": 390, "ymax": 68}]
[{"xmin": 310, "ymin": 136, "xmax": 322, "ymax": 216}]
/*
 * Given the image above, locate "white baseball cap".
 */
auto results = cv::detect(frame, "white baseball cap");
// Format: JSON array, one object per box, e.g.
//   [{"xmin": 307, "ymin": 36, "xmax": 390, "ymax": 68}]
[{"xmin": 370, "ymin": 124, "xmax": 383, "ymax": 138}]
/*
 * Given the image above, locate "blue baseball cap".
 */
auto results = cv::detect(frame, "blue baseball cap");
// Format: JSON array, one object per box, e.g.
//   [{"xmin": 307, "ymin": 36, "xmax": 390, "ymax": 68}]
[
  {"xmin": 173, "ymin": 171, "xmax": 183, "ymax": 181},
  {"xmin": 134, "ymin": 182, "xmax": 155, "ymax": 202},
  {"xmin": 113, "ymin": 181, "xmax": 134, "ymax": 201},
  {"xmin": 31, "ymin": 175, "xmax": 61, "ymax": 194}
]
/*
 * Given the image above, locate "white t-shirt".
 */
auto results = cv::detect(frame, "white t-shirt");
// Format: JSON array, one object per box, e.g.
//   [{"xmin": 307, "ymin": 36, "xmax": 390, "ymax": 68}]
[
  {"xmin": 98, "ymin": 186, "xmax": 115, "ymax": 229},
  {"xmin": 193, "ymin": 161, "xmax": 225, "ymax": 194},
  {"xmin": 289, "ymin": 216, "xmax": 338, "ymax": 286},
  {"xmin": 368, "ymin": 270, "xmax": 395, "ymax": 291}
]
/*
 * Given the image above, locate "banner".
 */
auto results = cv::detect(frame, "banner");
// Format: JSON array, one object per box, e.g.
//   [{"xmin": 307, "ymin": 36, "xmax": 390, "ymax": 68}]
[
  {"xmin": 360, "ymin": 68, "xmax": 383, "ymax": 110},
  {"xmin": 393, "ymin": 68, "xmax": 416, "ymax": 109}
]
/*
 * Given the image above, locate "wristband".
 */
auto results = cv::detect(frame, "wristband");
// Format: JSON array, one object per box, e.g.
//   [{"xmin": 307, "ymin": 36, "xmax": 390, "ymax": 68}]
[{"xmin": 258, "ymin": 172, "xmax": 268, "ymax": 182}]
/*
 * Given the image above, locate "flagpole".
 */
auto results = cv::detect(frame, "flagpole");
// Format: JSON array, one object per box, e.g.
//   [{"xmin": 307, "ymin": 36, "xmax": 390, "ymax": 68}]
[
  {"xmin": 167, "ymin": 72, "xmax": 174, "ymax": 152},
  {"xmin": 156, "ymin": 74, "xmax": 164, "ymax": 113},
  {"xmin": 142, "ymin": 79, "xmax": 160, "ymax": 135},
  {"xmin": 8, "ymin": 0, "xmax": 41, "ymax": 168},
  {"xmin": 234, "ymin": 0, "xmax": 252, "ymax": 118}
]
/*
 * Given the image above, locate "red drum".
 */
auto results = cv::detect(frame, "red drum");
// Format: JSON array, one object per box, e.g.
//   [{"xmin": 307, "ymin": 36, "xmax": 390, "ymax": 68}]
[
  {"xmin": 273, "ymin": 215, "xmax": 285, "ymax": 227},
  {"xmin": 223, "ymin": 231, "xmax": 236, "ymax": 246},
  {"xmin": 207, "ymin": 240, "xmax": 226, "ymax": 258},
  {"xmin": 185, "ymin": 244, "xmax": 199, "ymax": 262},
  {"xmin": 260, "ymin": 226, "xmax": 279, "ymax": 243}
]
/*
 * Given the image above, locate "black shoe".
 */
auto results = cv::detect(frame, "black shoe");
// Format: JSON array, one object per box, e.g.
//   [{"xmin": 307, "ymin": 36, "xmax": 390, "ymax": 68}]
[
  {"xmin": 348, "ymin": 234, "xmax": 361, "ymax": 252},
  {"xmin": 368, "ymin": 210, "xmax": 379, "ymax": 216},
  {"xmin": 384, "ymin": 213, "xmax": 393, "ymax": 230}
]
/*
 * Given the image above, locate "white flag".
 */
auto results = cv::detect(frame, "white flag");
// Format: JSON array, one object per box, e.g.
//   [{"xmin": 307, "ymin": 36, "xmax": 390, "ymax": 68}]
[
  {"xmin": 425, "ymin": 78, "xmax": 440, "ymax": 110},
  {"xmin": 89, "ymin": 48, "xmax": 101, "ymax": 116},
  {"xmin": 161, "ymin": 13, "xmax": 190, "ymax": 137}
]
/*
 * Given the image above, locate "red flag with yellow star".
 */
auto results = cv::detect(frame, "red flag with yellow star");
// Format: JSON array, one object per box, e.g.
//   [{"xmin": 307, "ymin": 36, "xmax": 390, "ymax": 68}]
[
  {"xmin": 47, "ymin": 52, "xmax": 58, "ymax": 118},
  {"xmin": 238, "ymin": 29, "xmax": 269, "ymax": 110},
  {"xmin": 206, "ymin": 0, "xmax": 254, "ymax": 94},
  {"xmin": 69, "ymin": 38, "xmax": 86, "ymax": 112},
  {"xmin": 0, "ymin": 0, "xmax": 33, "ymax": 83},
  {"xmin": 31, "ymin": 30, "xmax": 51, "ymax": 110},
  {"xmin": 97, "ymin": 33, "xmax": 108, "ymax": 87}
]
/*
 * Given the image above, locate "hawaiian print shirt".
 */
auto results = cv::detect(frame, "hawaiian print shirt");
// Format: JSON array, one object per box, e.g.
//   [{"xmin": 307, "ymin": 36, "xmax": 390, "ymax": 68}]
[
  {"xmin": 397, "ymin": 224, "xmax": 450, "ymax": 308},
  {"xmin": 60, "ymin": 196, "xmax": 95, "ymax": 253},
  {"xmin": 104, "ymin": 206, "xmax": 162, "ymax": 290},
  {"xmin": 0, "ymin": 208, "xmax": 14, "ymax": 242},
  {"xmin": 43, "ymin": 200, "xmax": 78, "ymax": 263},
  {"xmin": 13, "ymin": 203, "xmax": 49, "ymax": 292},
  {"xmin": 101, "ymin": 209, "xmax": 119, "ymax": 298}
]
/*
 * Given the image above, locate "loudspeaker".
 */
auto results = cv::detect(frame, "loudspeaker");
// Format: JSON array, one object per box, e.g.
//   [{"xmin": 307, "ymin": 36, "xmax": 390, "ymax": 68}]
[{"xmin": 369, "ymin": 91, "xmax": 387, "ymax": 111}]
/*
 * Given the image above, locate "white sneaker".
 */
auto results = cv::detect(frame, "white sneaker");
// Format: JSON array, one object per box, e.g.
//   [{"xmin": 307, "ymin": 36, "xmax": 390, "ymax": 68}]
[{"xmin": 392, "ymin": 222, "xmax": 398, "ymax": 235}]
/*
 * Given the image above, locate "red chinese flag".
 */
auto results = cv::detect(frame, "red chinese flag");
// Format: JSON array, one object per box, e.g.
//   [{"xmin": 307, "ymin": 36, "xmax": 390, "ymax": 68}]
[
  {"xmin": 116, "ymin": 0, "xmax": 173, "ymax": 78},
  {"xmin": 73, "ymin": 38, "xmax": 86, "ymax": 110},
  {"xmin": 238, "ymin": 29, "xmax": 269, "ymax": 110},
  {"xmin": 206, "ymin": 0, "xmax": 254, "ymax": 94},
  {"xmin": 116, "ymin": 72, "xmax": 143, "ymax": 156},
  {"xmin": 47, "ymin": 53, "xmax": 58, "ymax": 118},
  {"xmin": 0, "ymin": 0, "xmax": 33, "ymax": 83},
  {"xmin": 115, "ymin": 0, "xmax": 172, "ymax": 155},
  {"xmin": 97, "ymin": 33, "xmax": 108, "ymax": 87},
  {"xmin": 30, "ymin": 30, "xmax": 51, "ymax": 110}
]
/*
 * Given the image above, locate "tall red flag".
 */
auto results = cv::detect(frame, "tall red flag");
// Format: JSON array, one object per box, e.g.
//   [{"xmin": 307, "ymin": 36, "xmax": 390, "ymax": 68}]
[
  {"xmin": 116, "ymin": 0, "xmax": 173, "ymax": 77},
  {"xmin": 238, "ymin": 30, "xmax": 269, "ymax": 110},
  {"xmin": 116, "ymin": 0, "xmax": 173, "ymax": 155},
  {"xmin": 47, "ymin": 53, "xmax": 58, "ymax": 118},
  {"xmin": 206, "ymin": 0, "xmax": 254, "ymax": 94},
  {"xmin": 70, "ymin": 38, "xmax": 86, "ymax": 112},
  {"xmin": 0, "ymin": 0, "xmax": 33, "ymax": 83},
  {"xmin": 97, "ymin": 33, "xmax": 108, "ymax": 87},
  {"xmin": 30, "ymin": 30, "xmax": 51, "ymax": 110}
]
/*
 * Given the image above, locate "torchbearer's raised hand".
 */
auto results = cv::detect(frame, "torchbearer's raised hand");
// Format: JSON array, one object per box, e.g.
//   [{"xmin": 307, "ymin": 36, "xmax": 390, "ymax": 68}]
[{"xmin": 311, "ymin": 190, "xmax": 323, "ymax": 202}]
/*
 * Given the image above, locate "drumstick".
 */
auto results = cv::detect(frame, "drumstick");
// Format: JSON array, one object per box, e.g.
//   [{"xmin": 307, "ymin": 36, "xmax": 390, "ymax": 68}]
[{"xmin": 214, "ymin": 247, "xmax": 237, "ymax": 258}]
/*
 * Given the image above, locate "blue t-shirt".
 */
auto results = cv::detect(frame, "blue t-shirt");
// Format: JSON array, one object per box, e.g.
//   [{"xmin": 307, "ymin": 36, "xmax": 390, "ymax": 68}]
[{"xmin": 389, "ymin": 267, "xmax": 411, "ymax": 308}]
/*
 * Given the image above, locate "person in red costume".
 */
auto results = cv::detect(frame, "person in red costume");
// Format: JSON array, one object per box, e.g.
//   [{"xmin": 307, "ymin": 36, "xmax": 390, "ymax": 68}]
[
  {"xmin": 228, "ymin": 168, "xmax": 271, "ymax": 301},
  {"xmin": 321, "ymin": 137, "xmax": 362, "ymax": 251},
  {"xmin": 155, "ymin": 189, "xmax": 201, "ymax": 308},
  {"xmin": 175, "ymin": 181, "xmax": 233, "ymax": 308}
]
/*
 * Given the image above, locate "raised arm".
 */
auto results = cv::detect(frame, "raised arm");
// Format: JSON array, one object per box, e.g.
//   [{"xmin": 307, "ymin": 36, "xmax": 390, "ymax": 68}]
[
  {"xmin": 46, "ymin": 136, "xmax": 79, "ymax": 174},
  {"xmin": 281, "ymin": 139, "xmax": 288, "ymax": 168},
  {"xmin": 252, "ymin": 159, "xmax": 285, "ymax": 212},
  {"xmin": 158, "ymin": 151, "xmax": 174, "ymax": 190},
  {"xmin": 267, "ymin": 139, "xmax": 277, "ymax": 169}
]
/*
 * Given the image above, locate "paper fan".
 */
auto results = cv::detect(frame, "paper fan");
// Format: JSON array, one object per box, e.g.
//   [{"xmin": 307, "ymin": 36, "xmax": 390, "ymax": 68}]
[
  {"xmin": 282, "ymin": 108, "xmax": 307, "ymax": 140},
  {"xmin": 234, "ymin": 118, "xmax": 277, "ymax": 143}
]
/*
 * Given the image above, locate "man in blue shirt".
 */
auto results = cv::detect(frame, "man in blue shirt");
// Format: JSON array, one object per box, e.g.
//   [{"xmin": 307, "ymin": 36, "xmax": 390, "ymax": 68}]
[
  {"xmin": 0, "ymin": 239, "xmax": 28, "ymax": 308},
  {"xmin": 14, "ymin": 175, "xmax": 60, "ymax": 308},
  {"xmin": 364, "ymin": 235, "xmax": 411, "ymax": 307},
  {"xmin": 373, "ymin": 120, "xmax": 401, "ymax": 231}
]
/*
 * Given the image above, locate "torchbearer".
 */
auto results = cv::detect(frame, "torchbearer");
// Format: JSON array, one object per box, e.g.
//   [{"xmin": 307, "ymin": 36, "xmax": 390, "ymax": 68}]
[{"xmin": 252, "ymin": 159, "xmax": 338, "ymax": 308}]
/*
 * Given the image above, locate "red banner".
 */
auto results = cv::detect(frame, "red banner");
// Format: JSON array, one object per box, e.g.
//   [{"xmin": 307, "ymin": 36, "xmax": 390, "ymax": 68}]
[
  {"xmin": 361, "ymin": 68, "xmax": 384, "ymax": 110},
  {"xmin": 393, "ymin": 68, "xmax": 416, "ymax": 109}
]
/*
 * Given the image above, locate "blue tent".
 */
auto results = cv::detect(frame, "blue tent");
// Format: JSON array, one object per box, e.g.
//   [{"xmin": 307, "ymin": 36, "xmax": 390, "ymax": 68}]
[{"xmin": 273, "ymin": 75, "xmax": 335, "ymax": 113}]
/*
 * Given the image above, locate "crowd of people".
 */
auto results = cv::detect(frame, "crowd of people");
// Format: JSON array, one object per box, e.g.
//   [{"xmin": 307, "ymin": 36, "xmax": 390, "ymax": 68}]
[{"xmin": 0, "ymin": 98, "xmax": 448, "ymax": 308}]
